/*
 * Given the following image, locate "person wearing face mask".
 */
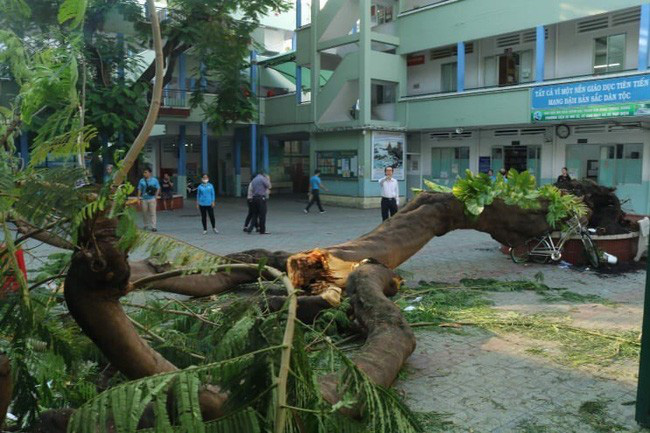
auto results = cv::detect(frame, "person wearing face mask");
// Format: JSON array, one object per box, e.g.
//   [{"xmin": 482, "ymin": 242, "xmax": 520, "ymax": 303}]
[{"xmin": 196, "ymin": 174, "xmax": 218, "ymax": 234}]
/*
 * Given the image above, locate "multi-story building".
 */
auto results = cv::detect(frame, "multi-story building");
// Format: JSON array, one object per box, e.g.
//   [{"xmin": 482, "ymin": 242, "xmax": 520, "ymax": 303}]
[{"xmin": 253, "ymin": 0, "xmax": 650, "ymax": 214}]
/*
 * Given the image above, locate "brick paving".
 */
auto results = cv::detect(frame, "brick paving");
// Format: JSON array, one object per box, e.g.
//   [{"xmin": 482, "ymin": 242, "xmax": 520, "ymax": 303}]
[{"xmin": 25, "ymin": 195, "xmax": 648, "ymax": 432}]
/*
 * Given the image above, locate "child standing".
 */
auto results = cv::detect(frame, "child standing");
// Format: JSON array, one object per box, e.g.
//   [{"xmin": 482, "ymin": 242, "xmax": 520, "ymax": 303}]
[{"xmin": 196, "ymin": 174, "xmax": 218, "ymax": 234}]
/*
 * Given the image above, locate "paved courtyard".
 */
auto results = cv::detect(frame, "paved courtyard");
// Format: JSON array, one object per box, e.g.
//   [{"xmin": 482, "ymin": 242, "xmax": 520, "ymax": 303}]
[
  {"xmin": 27, "ymin": 195, "xmax": 649, "ymax": 432},
  {"xmin": 139, "ymin": 195, "xmax": 648, "ymax": 432}
]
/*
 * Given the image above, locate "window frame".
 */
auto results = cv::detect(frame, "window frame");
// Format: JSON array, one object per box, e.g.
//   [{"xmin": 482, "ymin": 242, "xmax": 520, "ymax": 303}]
[{"xmin": 592, "ymin": 33, "xmax": 626, "ymax": 75}]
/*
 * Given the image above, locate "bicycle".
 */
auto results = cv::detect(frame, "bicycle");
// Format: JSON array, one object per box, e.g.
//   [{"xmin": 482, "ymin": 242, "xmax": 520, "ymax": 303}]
[{"xmin": 509, "ymin": 215, "xmax": 600, "ymax": 268}]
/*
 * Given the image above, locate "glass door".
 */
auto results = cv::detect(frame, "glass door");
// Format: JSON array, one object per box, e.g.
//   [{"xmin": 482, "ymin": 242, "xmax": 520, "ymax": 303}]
[
  {"xmin": 566, "ymin": 145, "xmax": 583, "ymax": 180},
  {"xmin": 598, "ymin": 145, "xmax": 616, "ymax": 187},
  {"xmin": 526, "ymin": 146, "xmax": 541, "ymax": 183}
]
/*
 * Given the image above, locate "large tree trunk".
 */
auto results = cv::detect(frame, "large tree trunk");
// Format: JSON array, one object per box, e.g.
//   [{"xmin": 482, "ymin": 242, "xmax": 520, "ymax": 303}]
[
  {"xmin": 61, "ymin": 192, "xmax": 555, "ymax": 426},
  {"xmin": 319, "ymin": 262, "xmax": 415, "ymax": 417},
  {"xmin": 64, "ymin": 218, "xmax": 226, "ymax": 421}
]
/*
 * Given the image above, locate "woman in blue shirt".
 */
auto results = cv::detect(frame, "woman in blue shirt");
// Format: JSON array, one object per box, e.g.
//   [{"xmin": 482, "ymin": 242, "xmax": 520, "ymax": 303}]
[{"xmin": 196, "ymin": 174, "xmax": 218, "ymax": 234}]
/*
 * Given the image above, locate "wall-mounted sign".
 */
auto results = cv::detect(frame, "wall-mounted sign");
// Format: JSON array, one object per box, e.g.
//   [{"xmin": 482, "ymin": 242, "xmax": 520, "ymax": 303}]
[
  {"xmin": 478, "ymin": 156, "xmax": 491, "ymax": 174},
  {"xmin": 531, "ymin": 73, "xmax": 650, "ymax": 122},
  {"xmin": 407, "ymin": 54, "xmax": 425, "ymax": 67},
  {"xmin": 372, "ymin": 132, "xmax": 406, "ymax": 181}
]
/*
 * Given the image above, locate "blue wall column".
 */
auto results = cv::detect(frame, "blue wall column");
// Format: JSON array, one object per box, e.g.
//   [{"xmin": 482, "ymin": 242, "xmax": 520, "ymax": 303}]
[
  {"xmin": 639, "ymin": 4, "xmax": 650, "ymax": 71},
  {"xmin": 536, "ymin": 25, "xmax": 546, "ymax": 82},
  {"xmin": 117, "ymin": 33, "xmax": 125, "ymax": 147},
  {"xmin": 234, "ymin": 133, "xmax": 242, "ymax": 197},
  {"xmin": 250, "ymin": 51, "xmax": 258, "ymax": 175},
  {"xmin": 262, "ymin": 135, "xmax": 269, "ymax": 174},
  {"xmin": 20, "ymin": 132, "xmax": 29, "ymax": 167},
  {"xmin": 456, "ymin": 41, "xmax": 465, "ymax": 92},
  {"xmin": 199, "ymin": 62, "xmax": 209, "ymax": 177},
  {"xmin": 201, "ymin": 122, "xmax": 209, "ymax": 175},
  {"xmin": 178, "ymin": 125, "xmax": 187, "ymax": 198}
]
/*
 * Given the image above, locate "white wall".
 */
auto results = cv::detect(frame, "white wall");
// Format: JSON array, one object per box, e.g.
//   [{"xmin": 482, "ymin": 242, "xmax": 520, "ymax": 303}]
[
  {"xmin": 405, "ymin": 9, "xmax": 641, "ymax": 96},
  {"xmin": 406, "ymin": 47, "xmax": 478, "ymax": 95},
  {"xmin": 554, "ymin": 16, "xmax": 639, "ymax": 77}
]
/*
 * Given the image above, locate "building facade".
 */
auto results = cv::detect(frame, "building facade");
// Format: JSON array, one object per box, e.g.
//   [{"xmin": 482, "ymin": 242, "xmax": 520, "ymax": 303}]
[{"xmin": 256, "ymin": 0, "xmax": 650, "ymax": 214}]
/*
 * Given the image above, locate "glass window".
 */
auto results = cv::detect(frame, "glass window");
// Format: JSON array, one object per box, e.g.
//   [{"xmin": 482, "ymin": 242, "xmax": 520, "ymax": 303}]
[
  {"xmin": 619, "ymin": 143, "xmax": 642, "ymax": 184},
  {"xmin": 593, "ymin": 34, "xmax": 625, "ymax": 74},
  {"xmin": 441, "ymin": 62, "xmax": 457, "ymax": 92},
  {"xmin": 484, "ymin": 56, "xmax": 497, "ymax": 87},
  {"xmin": 431, "ymin": 146, "xmax": 469, "ymax": 179}
]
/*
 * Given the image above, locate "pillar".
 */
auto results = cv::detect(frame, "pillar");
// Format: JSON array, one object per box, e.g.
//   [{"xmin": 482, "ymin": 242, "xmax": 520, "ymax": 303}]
[
  {"xmin": 250, "ymin": 51, "xmax": 258, "ymax": 175},
  {"xmin": 262, "ymin": 135, "xmax": 269, "ymax": 174},
  {"xmin": 234, "ymin": 133, "xmax": 242, "ymax": 197},
  {"xmin": 177, "ymin": 125, "xmax": 187, "ymax": 198},
  {"xmin": 639, "ymin": 3, "xmax": 650, "ymax": 71},
  {"xmin": 456, "ymin": 41, "xmax": 465, "ymax": 92},
  {"xmin": 201, "ymin": 122, "xmax": 209, "ymax": 175},
  {"xmin": 20, "ymin": 132, "xmax": 29, "ymax": 167},
  {"xmin": 359, "ymin": 0, "xmax": 371, "ymax": 124},
  {"xmin": 117, "ymin": 33, "xmax": 125, "ymax": 147},
  {"xmin": 637, "ymin": 235, "xmax": 650, "ymax": 426},
  {"xmin": 295, "ymin": 0, "xmax": 302, "ymax": 104},
  {"xmin": 535, "ymin": 25, "xmax": 545, "ymax": 82}
]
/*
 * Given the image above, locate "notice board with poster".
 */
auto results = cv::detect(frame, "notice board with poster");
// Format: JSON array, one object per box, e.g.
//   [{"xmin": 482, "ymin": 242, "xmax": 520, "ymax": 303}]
[
  {"xmin": 372, "ymin": 131, "xmax": 405, "ymax": 181},
  {"xmin": 316, "ymin": 151, "xmax": 358, "ymax": 179}
]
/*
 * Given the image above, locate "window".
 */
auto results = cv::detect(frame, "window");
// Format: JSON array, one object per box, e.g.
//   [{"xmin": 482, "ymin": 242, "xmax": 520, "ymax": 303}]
[
  {"xmin": 431, "ymin": 146, "xmax": 469, "ymax": 180},
  {"xmin": 593, "ymin": 34, "xmax": 625, "ymax": 74},
  {"xmin": 441, "ymin": 62, "xmax": 457, "ymax": 92},
  {"xmin": 598, "ymin": 143, "xmax": 642, "ymax": 185},
  {"xmin": 483, "ymin": 49, "xmax": 533, "ymax": 87}
]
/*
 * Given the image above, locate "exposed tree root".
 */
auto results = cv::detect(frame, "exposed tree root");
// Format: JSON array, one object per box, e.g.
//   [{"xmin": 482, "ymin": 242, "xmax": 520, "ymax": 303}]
[
  {"xmin": 556, "ymin": 179, "xmax": 633, "ymax": 234},
  {"xmin": 318, "ymin": 261, "xmax": 414, "ymax": 417}
]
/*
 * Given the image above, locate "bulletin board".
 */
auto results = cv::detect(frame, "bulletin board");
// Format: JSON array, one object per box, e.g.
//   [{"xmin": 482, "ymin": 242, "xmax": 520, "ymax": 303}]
[{"xmin": 316, "ymin": 151, "xmax": 358, "ymax": 179}]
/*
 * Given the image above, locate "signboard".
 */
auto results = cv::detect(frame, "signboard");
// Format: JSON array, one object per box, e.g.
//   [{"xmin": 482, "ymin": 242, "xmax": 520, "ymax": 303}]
[
  {"xmin": 478, "ymin": 157, "xmax": 491, "ymax": 174},
  {"xmin": 372, "ymin": 132, "xmax": 406, "ymax": 181},
  {"xmin": 531, "ymin": 74, "xmax": 650, "ymax": 122},
  {"xmin": 407, "ymin": 54, "xmax": 425, "ymax": 67}
]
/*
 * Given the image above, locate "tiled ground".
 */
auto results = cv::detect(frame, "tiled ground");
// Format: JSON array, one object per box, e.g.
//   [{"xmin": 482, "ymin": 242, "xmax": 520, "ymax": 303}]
[{"xmin": 24, "ymin": 195, "xmax": 649, "ymax": 432}]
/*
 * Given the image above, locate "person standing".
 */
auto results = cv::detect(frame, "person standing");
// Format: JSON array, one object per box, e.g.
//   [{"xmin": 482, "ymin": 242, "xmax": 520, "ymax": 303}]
[
  {"xmin": 196, "ymin": 174, "xmax": 218, "ymax": 234},
  {"xmin": 137, "ymin": 168, "xmax": 160, "ymax": 232},
  {"xmin": 161, "ymin": 173, "xmax": 174, "ymax": 211},
  {"xmin": 304, "ymin": 169, "xmax": 328, "ymax": 214},
  {"xmin": 103, "ymin": 164, "xmax": 113, "ymax": 184},
  {"xmin": 487, "ymin": 169, "xmax": 496, "ymax": 182},
  {"xmin": 379, "ymin": 166, "xmax": 399, "ymax": 221},
  {"xmin": 243, "ymin": 176, "xmax": 259, "ymax": 232},
  {"xmin": 245, "ymin": 171, "xmax": 271, "ymax": 234}
]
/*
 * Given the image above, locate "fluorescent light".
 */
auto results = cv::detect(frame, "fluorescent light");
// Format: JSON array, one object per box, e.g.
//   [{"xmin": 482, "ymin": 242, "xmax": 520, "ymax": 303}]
[{"xmin": 594, "ymin": 63, "xmax": 621, "ymax": 69}]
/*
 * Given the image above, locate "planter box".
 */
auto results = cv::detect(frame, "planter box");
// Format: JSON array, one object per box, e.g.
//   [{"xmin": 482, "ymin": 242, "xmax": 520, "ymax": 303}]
[{"xmin": 501, "ymin": 232, "xmax": 639, "ymax": 266}]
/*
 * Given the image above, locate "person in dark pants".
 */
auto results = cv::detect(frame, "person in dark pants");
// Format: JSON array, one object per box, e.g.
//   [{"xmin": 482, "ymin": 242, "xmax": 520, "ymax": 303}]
[
  {"xmin": 196, "ymin": 174, "xmax": 218, "ymax": 234},
  {"xmin": 304, "ymin": 169, "xmax": 329, "ymax": 213},
  {"xmin": 243, "ymin": 176, "xmax": 259, "ymax": 232},
  {"xmin": 245, "ymin": 172, "xmax": 272, "ymax": 234},
  {"xmin": 379, "ymin": 166, "xmax": 399, "ymax": 221}
]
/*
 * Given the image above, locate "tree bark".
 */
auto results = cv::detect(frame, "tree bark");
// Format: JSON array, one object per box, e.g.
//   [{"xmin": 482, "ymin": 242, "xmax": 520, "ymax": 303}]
[
  {"xmin": 0, "ymin": 353, "xmax": 11, "ymax": 429},
  {"xmin": 64, "ymin": 218, "xmax": 227, "ymax": 421},
  {"xmin": 318, "ymin": 262, "xmax": 414, "ymax": 417}
]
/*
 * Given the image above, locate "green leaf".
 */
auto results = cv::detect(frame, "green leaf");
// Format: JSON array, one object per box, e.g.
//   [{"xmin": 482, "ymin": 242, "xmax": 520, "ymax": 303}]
[{"xmin": 58, "ymin": 0, "xmax": 87, "ymax": 28}]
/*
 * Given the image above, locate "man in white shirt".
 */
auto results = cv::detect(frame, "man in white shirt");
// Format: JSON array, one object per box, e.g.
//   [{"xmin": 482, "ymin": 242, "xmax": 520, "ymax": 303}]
[{"xmin": 379, "ymin": 166, "xmax": 399, "ymax": 221}]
